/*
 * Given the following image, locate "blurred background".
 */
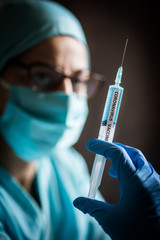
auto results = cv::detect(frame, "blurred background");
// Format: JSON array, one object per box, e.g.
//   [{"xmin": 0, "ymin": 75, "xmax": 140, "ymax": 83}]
[
  {"xmin": 1, "ymin": 0, "xmax": 158, "ymax": 203},
  {"xmin": 55, "ymin": 0, "xmax": 159, "ymax": 203}
]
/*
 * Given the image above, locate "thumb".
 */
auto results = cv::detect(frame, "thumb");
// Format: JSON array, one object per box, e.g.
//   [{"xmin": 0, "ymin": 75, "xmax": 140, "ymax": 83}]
[
  {"xmin": 73, "ymin": 196, "xmax": 111, "ymax": 219},
  {"xmin": 73, "ymin": 197, "xmax": 115, "ymax": 236}
]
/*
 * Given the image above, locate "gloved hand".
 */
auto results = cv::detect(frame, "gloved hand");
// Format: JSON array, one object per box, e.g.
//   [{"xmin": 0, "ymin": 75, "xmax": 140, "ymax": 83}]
[{"xmin": 73, "ymin": 139, "xmax": 160, "ymax": 240}]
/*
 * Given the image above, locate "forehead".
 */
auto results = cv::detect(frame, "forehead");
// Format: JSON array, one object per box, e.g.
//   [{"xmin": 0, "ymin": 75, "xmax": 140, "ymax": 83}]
[{"xmin": 18, "ymin": 36, "xmax": 89, "ymax": 72}]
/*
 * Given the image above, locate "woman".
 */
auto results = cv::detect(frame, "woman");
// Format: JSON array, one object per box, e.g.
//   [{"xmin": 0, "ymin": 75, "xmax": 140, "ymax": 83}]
[{"xmin": 0, "ymin": 1, "xmax": 109, "ymax": 239}]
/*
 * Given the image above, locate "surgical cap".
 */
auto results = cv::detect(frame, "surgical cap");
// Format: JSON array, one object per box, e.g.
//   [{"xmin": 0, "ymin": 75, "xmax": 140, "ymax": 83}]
[{"xmin": 0, "ymin": 0, "xmax": 89, "ymax": 72}]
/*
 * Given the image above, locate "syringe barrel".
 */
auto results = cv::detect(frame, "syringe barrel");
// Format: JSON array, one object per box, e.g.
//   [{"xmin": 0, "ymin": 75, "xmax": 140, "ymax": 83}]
[
  {"xmin": 88, "ymin": 154, "xmax": 106, "ymax": 198},
  {"xmin": 88, "ymin": 84, "xmax": 123, "ymax": 199},
  {"xmin": 98, "ymin": 84, "xmax": 123, "ymax": 142}
]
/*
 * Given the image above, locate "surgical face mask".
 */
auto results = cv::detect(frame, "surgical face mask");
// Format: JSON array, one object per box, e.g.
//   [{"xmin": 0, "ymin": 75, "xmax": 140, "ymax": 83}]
[{"xmin": 0, "ymin": 86, "xmax": 88, "ymax": 162}]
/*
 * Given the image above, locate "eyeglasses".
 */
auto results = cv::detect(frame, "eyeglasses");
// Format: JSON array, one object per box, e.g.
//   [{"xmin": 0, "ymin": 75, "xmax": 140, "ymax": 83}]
[{"xmin": 6, "ymin": 60, "xmax": 107, "ymax": 99}]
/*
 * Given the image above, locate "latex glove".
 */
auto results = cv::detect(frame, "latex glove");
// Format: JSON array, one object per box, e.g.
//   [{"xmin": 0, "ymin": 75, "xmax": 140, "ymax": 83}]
[{"xmin": 73, "ymin": 139, "xmax": 160, "ymax": 240}]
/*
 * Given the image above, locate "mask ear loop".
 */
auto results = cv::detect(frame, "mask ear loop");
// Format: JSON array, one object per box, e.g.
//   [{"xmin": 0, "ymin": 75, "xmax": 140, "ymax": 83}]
[{"xmin": 0, "ymin": 78, "xmax": 11, "ymax": 89}]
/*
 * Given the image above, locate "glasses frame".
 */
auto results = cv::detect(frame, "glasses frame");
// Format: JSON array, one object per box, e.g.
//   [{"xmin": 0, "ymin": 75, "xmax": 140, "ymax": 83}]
[{"xmin": 5, "ymin": 60, "xmax": 107, "ymax": 99}]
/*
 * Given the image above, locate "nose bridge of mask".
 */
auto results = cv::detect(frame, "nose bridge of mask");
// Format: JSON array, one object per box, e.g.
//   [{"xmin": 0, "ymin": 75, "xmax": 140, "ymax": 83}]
[{"xmin": 10, "ymin": 87, "xmax": 70, "ymax": 123}]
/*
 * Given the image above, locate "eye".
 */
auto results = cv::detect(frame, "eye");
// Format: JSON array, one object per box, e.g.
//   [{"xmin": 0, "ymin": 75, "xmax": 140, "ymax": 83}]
[
  {"xmin": 32, "ymin": 72, "xmax": 52, "ymax": 87},
  {"xmin": 72, "ymin": 77, "xmax": 82, "ymax": 84}
]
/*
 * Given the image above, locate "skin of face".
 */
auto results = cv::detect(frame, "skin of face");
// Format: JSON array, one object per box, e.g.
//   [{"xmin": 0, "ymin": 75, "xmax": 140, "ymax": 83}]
[{"xmin": 0, "ymin": 36, "xmax": 89, "ymax": 192}]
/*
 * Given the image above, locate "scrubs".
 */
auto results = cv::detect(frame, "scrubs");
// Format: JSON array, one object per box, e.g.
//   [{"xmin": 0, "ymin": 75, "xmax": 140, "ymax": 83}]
[{"xmin": 0, "ymin": 148, "xmax": 110, "ymax": 240}]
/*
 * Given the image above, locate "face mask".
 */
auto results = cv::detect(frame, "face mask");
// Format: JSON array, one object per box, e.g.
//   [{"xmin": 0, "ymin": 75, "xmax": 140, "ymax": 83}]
[{"xmin": 0, "ymin": 86, "xmax": 88, "ymax": 162}]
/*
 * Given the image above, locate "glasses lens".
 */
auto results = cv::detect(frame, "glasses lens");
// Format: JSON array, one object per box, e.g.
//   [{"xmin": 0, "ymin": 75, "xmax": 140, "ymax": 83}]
[
  {"xmin": 87, "ymin": 73, "xmax": 107, "ymax": 99},
  {"xmin": 72, "ymin": 70, "xmax": 90, "ymax": 95},
  {"xmin": 30, "ymin": 66, "xmax": 62, "ymax": 91}
]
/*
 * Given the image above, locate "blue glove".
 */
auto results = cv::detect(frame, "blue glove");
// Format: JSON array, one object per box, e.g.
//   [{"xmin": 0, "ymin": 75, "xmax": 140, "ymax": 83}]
[{"xmin": 73, "ymin": 139, "xmax": 160, "ymax": 240}]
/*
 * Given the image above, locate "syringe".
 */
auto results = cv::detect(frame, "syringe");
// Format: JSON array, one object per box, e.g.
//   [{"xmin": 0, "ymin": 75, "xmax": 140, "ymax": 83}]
[{"xmin": 88, "ymin": 38, "xmax": 128, "ymax": 199}]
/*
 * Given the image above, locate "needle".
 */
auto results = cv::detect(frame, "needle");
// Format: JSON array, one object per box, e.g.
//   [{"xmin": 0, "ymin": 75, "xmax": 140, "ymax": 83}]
[{"xmin": 121, "ymin": 38, "xmax": 128, "ymax": 67}]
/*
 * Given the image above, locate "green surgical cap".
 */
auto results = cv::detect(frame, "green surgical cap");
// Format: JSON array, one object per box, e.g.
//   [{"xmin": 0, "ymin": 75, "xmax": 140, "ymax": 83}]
[{"xmin": 0, "ymin": 0, "xmax": 89, "ymax": 72}]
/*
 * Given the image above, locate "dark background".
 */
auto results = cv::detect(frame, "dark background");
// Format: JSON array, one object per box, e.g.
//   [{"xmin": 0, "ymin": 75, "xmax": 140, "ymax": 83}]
[
  {"xmin": 55, "ymin": 0, "xmax": 160, "ymax": 203},
  {"xmin": 1, "ymin": 0, "xmax": 159, "ymax": 202}
]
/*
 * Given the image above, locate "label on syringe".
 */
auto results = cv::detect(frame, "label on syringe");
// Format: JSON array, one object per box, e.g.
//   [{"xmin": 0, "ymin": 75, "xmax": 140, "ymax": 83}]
[{"xmin": 100, "ymin": 89, "xmax": 121, "ymax": 142}]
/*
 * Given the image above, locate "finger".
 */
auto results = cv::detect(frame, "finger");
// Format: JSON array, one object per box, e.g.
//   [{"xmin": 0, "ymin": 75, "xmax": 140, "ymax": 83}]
[
  {"xmin": 86, "ymin": 139, "xmax": 136, "ymax": 182},
  {"xmin": 114, "ymin": 143, "xmax": 152, "ymax": 177}
]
